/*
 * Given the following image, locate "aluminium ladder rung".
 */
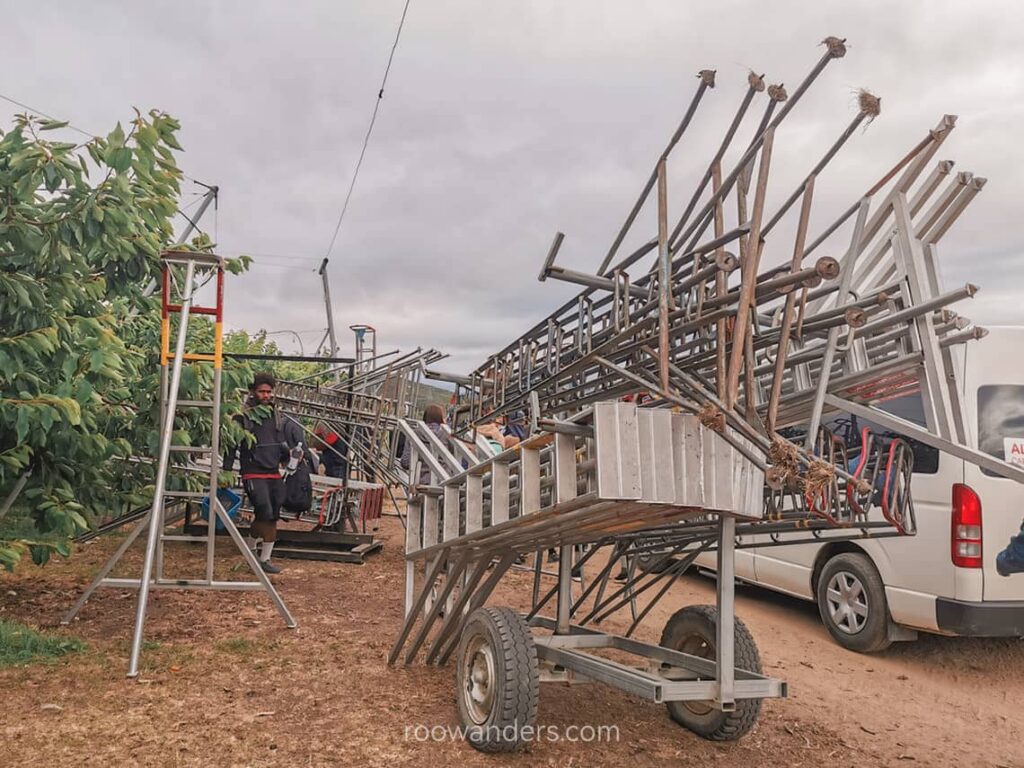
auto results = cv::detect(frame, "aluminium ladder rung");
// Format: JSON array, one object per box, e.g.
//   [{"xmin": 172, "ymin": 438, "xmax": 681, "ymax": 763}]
[
  {"xmin": 98, "ymin": 577, "xmax": 266, "ymax": 591},
  {"xmin": 164, "ymin": 305, "xmax": 219, "ymax": 317},
  {"xmin": 177, "ymin": 400, "xmax": 216, "ymax": 408},
  {"xmin": 169, "ymin": 446, "xmax": 213, "ymax": 453},
  {"xmin": 160, "ymin": 250, "xmax": 224, "ymax": 268},
  {"xmin": 163, "ymin": 490, "xmax": 207, "ymax": 499},
  {"xmin": 160, "ymin": 534, "xmax": 214, "ymax": 543}
]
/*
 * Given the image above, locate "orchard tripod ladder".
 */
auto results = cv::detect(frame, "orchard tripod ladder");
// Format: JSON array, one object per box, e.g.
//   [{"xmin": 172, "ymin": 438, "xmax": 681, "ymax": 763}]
[{"xmin": 62, "ymin": 250, "xmax": 295, "ymax": 677}]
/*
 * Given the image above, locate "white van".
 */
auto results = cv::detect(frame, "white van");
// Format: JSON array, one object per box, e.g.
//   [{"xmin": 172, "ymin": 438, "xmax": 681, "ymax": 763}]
[{"xmin": 695, "ymin": 326, "xmax": 1024, "ymax": 652}]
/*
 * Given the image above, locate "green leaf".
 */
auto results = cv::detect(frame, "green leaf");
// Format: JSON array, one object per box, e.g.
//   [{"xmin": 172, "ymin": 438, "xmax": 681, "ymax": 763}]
[
  {"xmin": 39, "ymin": 119, "xmax": 70, "ymax": 131},
  {"xmin": 15, "ymin": 408, "xmax": 30, "ymax": 443},
  {"xmin": 136, "ymin": 125, "xmax": 159, "ymax": 148},
  {"xmin": 161, "ymin": 131, "xmax": 182, "ymax": 151},
  {"xmin": 53, "ymin": 539, "xmax": 72, "ymax": 558},
  {"xmin": 42, "ymin": 162, "xmax": 61, "ymax": 192},
  {"xmin": 66, "ymin": 511, "xmax": 88, "ymax": 532},
  {"xmin": 0, "ymin": 546, "xmax": 23, "ymax": 572},
  {"xmin": 107, "ymin": 122, "xmax": 125, "ymax": 149},
  {"xmin": 109, "ymin": 147, "xmax": 132, "ymax": 173},
  {"xmin": 30, "ymin": 545, "xmax": 51, "ymax": 567}
]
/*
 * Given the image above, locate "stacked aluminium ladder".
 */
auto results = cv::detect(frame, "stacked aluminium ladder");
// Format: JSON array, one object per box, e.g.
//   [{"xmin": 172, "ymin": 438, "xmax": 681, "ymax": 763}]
[
  {"xmin": 273, "ymin": 346, "xmax": 446, "ymax": 490},
  {"xmin": 392, "ymin": 37, "xmax": 1024, "ymax": 752}
]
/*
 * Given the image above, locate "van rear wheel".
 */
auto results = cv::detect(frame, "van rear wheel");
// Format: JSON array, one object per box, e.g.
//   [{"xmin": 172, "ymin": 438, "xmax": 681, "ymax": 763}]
[{"xmin": 816, "ymin": 552, "xmax": 892, "ymax": 653}]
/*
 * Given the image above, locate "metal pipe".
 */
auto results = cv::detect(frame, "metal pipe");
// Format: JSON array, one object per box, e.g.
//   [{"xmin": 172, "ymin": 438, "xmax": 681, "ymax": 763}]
[
  {"xmin": 761, "ymin": 110, "xmax": 867, "ymax": 237},
  {"xmin": 857, "ymin": 283, "xmax": 977, "ymax": 336},
  {"xmin": 768, "ymin": 176, "xmax": 816, "ymax": 431},
  {"xmin": 597, "ymin": 70, "xmax": 716, "ymax": 276},
  {"xmin": 538, "ymin": 231, "xmax": 565, "ymax": 281},
  {"xmin": 665, "ymin": 72, "xmax": 764, "ymax": 251},
  {"xmin": 669, "ymin": 37, "xmax": 848, "ymax": 260},
  {"xmin": 545, "ymin": 265, "xmax": 649, "ymax": 298},
  {"xmin": 658, "ymin": 157, "xmax": 671, "ymax": 391},
  {"xmin": 726, "ymin": 126, "xmax": 775, "ymax": 406}
]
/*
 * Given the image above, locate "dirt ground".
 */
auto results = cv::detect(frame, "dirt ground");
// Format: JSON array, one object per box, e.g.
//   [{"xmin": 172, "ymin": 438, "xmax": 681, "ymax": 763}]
[{"xmin": 1, "ymin": 515, "xmax": 1022, "ymax": 768}]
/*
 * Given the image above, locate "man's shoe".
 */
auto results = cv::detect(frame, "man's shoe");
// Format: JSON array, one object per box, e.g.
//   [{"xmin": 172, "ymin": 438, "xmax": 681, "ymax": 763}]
[
  {"xmin": 547, "ymin": 549, "xmax": 560, "ymax": 564},
  {"xmin": 996, "ymin": 547, "xmax": 1024, "ymax": 577},
  {"xmin": 260, "ymin": 560, "xmax": 282, "ymax": 574},
  {"xmin": 613, "ymin": 569, "xmax": 629, "ymax": 582}
]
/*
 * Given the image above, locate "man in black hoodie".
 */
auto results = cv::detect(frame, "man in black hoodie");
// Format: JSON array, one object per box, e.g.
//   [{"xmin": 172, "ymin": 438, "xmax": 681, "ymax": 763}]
[{"xmin": 223, "ymin": 372, "xmax": 307, "ymax": 574}]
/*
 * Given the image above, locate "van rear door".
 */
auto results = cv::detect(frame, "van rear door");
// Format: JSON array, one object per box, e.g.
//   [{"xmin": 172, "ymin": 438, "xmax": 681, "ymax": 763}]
[{"xmin": 961, "ymin": 327, "xmax": 1024, "ymax": 602}]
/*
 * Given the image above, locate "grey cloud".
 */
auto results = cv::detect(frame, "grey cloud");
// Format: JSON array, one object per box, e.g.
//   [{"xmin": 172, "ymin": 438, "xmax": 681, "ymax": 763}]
[{"xmin": 4, "ymin": 0, "xmax": 1023, "ymax": 372}]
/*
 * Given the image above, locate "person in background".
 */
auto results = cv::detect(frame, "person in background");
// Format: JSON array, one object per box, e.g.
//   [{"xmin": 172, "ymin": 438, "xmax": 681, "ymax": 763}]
[
  {"xmin": 477, "ymin": 421, "xmax": 514, "ymax": 453},
  {"xmin": 401, "ymin": 404, "xmax": 451, "ymax": 485},
  {"xmin": 502, "ymin": 410, "xmax": 528, "ymax": 445},
  {"xmin": 997, "ymin": 527, "xmax": 1024, "ymax": 576},
  {"xmin": 314, "ymin": 422, "xmax": 348, "ymax": 480}
]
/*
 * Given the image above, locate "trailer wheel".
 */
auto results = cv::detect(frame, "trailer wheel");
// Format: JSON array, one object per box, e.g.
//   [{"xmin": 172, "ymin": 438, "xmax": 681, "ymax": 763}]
[
  {"xmin": 455, "ymin": 606, "xmax": 539, "ymax": 753},
  {"xmin": 659, "ymin": 604, "xmax": 762, "ymax": 741}
]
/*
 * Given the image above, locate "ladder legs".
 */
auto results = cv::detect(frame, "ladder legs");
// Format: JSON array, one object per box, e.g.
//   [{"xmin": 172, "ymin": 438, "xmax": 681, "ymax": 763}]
[
  {"xmin": 205, "ymin": 366, "xmax": 223, "ymax": 583},
  {"xmin": 61, "ymin": 513, "xmax": 150, "ymax": 626},
  {"xmin": 214, "ymin": 497, "xmax": 296, "ymax": 628}
]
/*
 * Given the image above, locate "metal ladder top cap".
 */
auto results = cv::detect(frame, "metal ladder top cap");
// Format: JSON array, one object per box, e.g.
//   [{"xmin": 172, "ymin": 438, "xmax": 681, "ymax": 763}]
[{"xmin": 160, "ymin": 250, "xmax": 225, "ymax": 268}]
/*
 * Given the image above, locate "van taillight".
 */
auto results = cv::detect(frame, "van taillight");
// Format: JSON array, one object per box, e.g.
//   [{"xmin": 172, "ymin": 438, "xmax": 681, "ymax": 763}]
[{"xmin": 951, "ymin": 483, "xmax": 982, "ymax": 568}]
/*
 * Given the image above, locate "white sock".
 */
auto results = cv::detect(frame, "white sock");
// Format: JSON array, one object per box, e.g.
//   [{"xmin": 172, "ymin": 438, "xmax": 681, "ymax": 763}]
[
  {"xmin": 246, "ymin": 536, "xmax": 259, "ymax": 552},
  {"xmin": 260, "ymin": 541, "xmax": 275, "ymax": 562}
]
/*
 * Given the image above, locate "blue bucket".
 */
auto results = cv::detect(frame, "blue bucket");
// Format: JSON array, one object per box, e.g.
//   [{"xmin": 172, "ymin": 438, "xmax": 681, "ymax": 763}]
[{"xmin": 200, "ymin": 488, "xmax": 242, "ymax": 531}]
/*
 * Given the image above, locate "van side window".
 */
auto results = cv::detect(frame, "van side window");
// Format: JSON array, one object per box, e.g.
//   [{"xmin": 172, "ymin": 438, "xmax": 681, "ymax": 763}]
[
  {"xmin": 826, "ymin": 399, "xmax": 940, "ymax": 474},
  {"xmin": 878, "ymin": 393, "xmax": 939, "ymax": 474},
  {"xmin": 978, "ymin": 385, "xmax": 1024, "ymax": 478}
]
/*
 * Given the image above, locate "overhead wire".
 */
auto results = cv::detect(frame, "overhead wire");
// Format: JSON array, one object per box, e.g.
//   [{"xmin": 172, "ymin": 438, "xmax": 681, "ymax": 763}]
[
  {"xmin": 4, "ymin": 3, "xmax": 418, "ymax": 273},
  {"xmin": 322, "ymin": 0, "xmax": 413, "ymax": 261},
  {"xmin": 0, "ymin": 91, "xmax": 95, "ymax": 139},
  {"xmin": 176, "ymin": 195, "xmax": 205, "ymax": 215},
  {"xmin": 231, "ymin": 259, "xmax": 319, "ymax": 273}
]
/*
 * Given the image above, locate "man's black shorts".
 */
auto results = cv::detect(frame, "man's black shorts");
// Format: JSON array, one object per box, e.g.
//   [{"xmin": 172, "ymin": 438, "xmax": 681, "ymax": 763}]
[{"xmin": 244, "ymin": 476, "xmax": 285, "ymax": 522}]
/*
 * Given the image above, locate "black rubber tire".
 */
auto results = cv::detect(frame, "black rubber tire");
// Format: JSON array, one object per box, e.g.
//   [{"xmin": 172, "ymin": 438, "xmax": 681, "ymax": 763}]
[
  {"xmin": 659, "ymin": 604, "xmax": 763, "ymax": 741},
  {"xmin": 455, "ymin": 606, "xmax": 539, "ymax": 753},
  {"xmin": 816, "ymin": 552, "xmax": 892, "ymax": 653}
]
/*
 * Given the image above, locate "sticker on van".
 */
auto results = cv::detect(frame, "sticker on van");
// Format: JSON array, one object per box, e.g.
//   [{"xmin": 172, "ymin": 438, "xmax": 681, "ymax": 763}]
[{"xmin": 1003, "ymin": 437, "xmax": 1024, "ymax": 467}]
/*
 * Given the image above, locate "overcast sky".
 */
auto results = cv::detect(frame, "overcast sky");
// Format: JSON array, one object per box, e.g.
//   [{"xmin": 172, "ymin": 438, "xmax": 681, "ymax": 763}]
[{"xmin": 5, "ymin": 1, "xmax": 1023, "ymax": 372}]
